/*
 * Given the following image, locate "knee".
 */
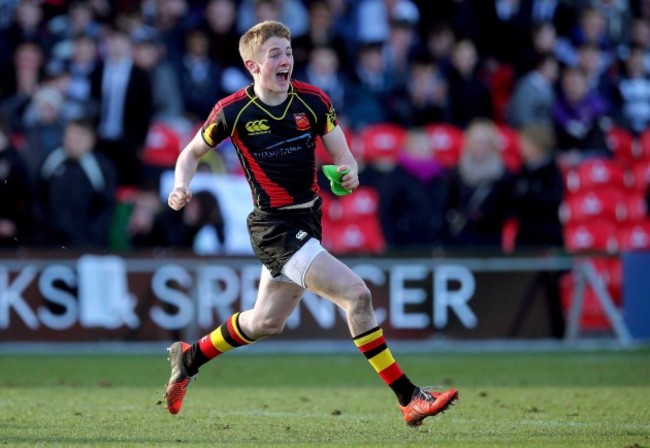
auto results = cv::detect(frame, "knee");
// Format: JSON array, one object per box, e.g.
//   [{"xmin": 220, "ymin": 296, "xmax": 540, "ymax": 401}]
[{"xmin": 345, "ymin": 281, "xmax": 373, "ymax": 314}]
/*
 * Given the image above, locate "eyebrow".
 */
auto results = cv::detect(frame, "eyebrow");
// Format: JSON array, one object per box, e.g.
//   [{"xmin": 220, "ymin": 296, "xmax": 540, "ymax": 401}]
[{"xmin": 266, "ymin": 43, "xmax": 292, "ymax": 52}]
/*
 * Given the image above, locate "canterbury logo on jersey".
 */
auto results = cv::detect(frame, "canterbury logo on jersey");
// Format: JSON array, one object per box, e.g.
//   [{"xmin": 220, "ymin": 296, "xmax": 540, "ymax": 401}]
[{"xmin": 245, "ymin": 119, "xmax": 271, "ymax": 134}]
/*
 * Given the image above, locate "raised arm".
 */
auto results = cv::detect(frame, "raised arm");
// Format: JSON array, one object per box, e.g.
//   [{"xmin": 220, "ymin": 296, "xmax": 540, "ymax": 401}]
[{"xmin": 168, "ymin": 131, "xmax": 213, "ymax": 210}]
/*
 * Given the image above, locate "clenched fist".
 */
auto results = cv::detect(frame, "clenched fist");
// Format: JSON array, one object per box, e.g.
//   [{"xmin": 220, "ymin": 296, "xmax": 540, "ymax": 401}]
[{"xmin": 168, "ymin": 186, "xmax": 192, "ymax": 210}]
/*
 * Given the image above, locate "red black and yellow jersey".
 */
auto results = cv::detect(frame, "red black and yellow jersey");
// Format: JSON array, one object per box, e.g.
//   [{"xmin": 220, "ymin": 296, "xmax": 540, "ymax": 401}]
[{"xmin": 201, "ymin": 80, "xmax": 338, "ymax": 210}]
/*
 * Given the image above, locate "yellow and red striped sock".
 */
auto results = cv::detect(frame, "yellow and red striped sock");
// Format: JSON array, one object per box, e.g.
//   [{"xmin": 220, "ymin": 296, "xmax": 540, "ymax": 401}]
[
  {"xmin": 354, "ymin": 326, "xmax": 416, "ymax": 406},
  {"xmin": 184, "ymin": 312, "xmax": 256, "ymax": 374}
]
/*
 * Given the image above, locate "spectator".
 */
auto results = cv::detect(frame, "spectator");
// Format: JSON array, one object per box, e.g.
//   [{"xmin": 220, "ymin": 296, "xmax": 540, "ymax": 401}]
[
  {"xmin": 132, "ymin": 27, "xmax": 184, "ymax": 122},
  {"xmin": 356, "ymin": 0, "xmax": 419, "ymax": 45},
  {"xmin": 0, "ymin": 0, "xmax": 49, "ymax": 56},
  {"xmin": 475, "ymin": 0, "xmax": 528, "ymax": 64},
  {"xmin": 552, "ymin": 66, "xmax": 611, "ymax": 165},
  {"xmin": 511, "ymin": 123, "xmax": 564, "ymax": 248},
  {"xmin": 575, "ymin": 42, "xmax": 615, "ymax": 100},
  {"xmin": 556, "ymin": 6, "xmax": 611, "ymax": 67},
  {"xmin": 200, "ymin": 0, "xmax": 241, "ymax": 69},
  {"xmin": 291, "ymin": 1, "xmax": 348, "ymax": 67},
  {"xmin": 200, "ymin": 0, "xmax": 250, "ymax": 94},
  {"xmin": 322, "ymin": 0, "xmax": 358, "ymax": 50},
  {"xmin": 519, "ymin": 0, "xmax": 577, "ymax": 37},
  {"xmin": 294, "ymin": 46, "xmax": 349, "ymax": 124},
  {"xmin": 236, "ymin": 0, "xmax": 308, "ymax": 37},
  {"xmin": 587, "ymin": 0, "xmax": 632, "ymax": 47},
  {"xmin": 149, "ymin": 0, "xmax": 196, "ymax": 70},
  {"xmin": 0, "ymin": 41, "xmax": 44, "ymax": 132},
  {"xmin": 178, "ymin": 29, "xmax": 222, "ymax": 122},
  {"xmin": 624, "ymin": 18, "xmax": 650, "ymax": 73},
  {"xmin": 613, "ymin": 45, "xmax": 650, "ymax": 134},
  {"xmin": 130, "ymin": 189, "xmax": 225, "ymax": 252},
  {"xmin": 126, "ymin": 188, "xmax": 163, "ymax": 249},
  {"xmin": 507, "ymin": 119, "xmax": 566, "ymax": 341},
  {"xmin": 63, "ymin": 34, "xmax": 100, "ymax": 118},
  {"xmin": 403, "ymin": 54, "xmax": 449, "ymax": 126},
  {"xmin": 516, "ymin": 21, "xmax": 558, "ymax": 76},
  {"xmin": 21, "ymin": 85, "xmax": 68, "ymax": 173},
  {"xmin": 34, "ymin": 118, "xmax": 116, "ymax": 248},
  {"xmin": 419, "ymin": 22, "xmax": 456, "ymax": 76},
  {"xmin": 47, "ymin": 1, "xmax": 102, "ymax": 51},
  {"xmin": 0, "ymin": 118, "xmax": 32, "ymax": 247},
  {"xmin": 383, "ymin": 11, "xmax": 420, "ymax": 86},
  {"xmin": 346, "ymin": 41, "xmax": 400, "ymax": 130},
  {"xmin": 378, "ymin": 128, "xmax": 449, "ymax": 249},
  {"xmin": 91, "ymin": 26, "xmax": 153, "ymax": 187},
  {"xmin": 445, "ymin": 118, "xmax": 512, "ymax": 248},
  {"xmin": 447, "ymin": 39, "xmax": 493, "ymax": 128},
  {"xmin": 506, "ymin": 53, "xmax": 559, "ymax": 129}
]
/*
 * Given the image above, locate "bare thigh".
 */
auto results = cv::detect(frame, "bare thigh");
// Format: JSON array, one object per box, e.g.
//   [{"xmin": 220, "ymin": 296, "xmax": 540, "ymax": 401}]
[
  {"xmin": 304, "ymin": 251, "xmax": 366, "ymax": 307},
  {"xmin": 304, "ymin": 251, "xmax": 377, "ymax": 335},
  {"xmin": 237, "ymin": 267, "xmax": 305, "ymax": 340}
]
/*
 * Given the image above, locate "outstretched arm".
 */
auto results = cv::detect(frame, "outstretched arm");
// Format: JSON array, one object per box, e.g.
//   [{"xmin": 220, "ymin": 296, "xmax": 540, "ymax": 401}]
[
  {"xmin": 168, "ymin": 131, "xmax": 213, "ymax": 210},
  {"xmin": 321, "ymin": 126, "xmax": 359, "ymax": 192}
]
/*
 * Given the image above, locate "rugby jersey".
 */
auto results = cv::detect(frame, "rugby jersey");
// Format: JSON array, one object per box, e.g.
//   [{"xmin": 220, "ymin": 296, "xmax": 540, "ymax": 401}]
[{"xmin": 201, "ymin": 80, "xmax": 338, "ymax": 210}]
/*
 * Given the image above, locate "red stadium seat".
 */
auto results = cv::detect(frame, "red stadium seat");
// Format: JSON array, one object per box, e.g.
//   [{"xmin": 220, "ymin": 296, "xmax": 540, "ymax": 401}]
[
  {"xmin": 496, "ymin": 124, "xmax": 522, "ymax": 173},
  {"xmin": 621, "ymin": 193, "xmax": 648, "ymax": 223},
  {"xmin": 315, "ymin": 126, "xmax": 358, "ymax": 165},
  {"xmin": 321, "ymin": 186, "xmax": 385, "ymax": 254},
  {"xmin": 338, "ymin": 187, "xmax": 380, "ymax": 219},
  {"xmin": 564, "ymin": 158, "xmax": 629, "ymax": 194},
  {"xmin": 630, "ymin": 160, "xmax": 650, "ymax": 195},
  {"xmin": 324, "ymin": 218, "xmax": 385, "ymax": 254},
  {"xmin": 618, "ymin": 221, "xmax": 650, "ymax": 251},
  {"xmin": 321, "ymin": 186, "xmax": 380, "ymax": 223},
  {"xmin": 606, "ymin": 126, "xmax": 640, "ymax": 166},
  {"xmin": 639, "ymin": 128, "xmax": 650, "ymax": 160},
  {"xmin": 141, "ymin": 122, "xmax": 182, "ymax": 167},
  {"xmin": 563, "ymin": 220, "xmax": 619, "ymax": 253},
  {"xmin": 559, "ymin": 190, "xmax": 626, "ymax": 224},
  {"xmin": 358, "ymin": 123, "xmax": 407, "ymax": 164},
  {"xmin": 423, "ymin": 123, "xmax": 463, "ymax": 168}
]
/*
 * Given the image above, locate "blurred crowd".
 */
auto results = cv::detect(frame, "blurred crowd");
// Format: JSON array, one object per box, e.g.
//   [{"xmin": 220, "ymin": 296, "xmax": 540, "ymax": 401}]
[{"xmin": 0, "ymin": 0, "xmax": 649, "ymax": 255}]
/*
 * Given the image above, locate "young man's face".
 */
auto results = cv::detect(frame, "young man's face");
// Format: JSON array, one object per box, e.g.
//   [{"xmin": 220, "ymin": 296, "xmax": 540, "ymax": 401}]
[{"xmin": 251, "ymin": 36, "xmax": 293, "ymax": 94}]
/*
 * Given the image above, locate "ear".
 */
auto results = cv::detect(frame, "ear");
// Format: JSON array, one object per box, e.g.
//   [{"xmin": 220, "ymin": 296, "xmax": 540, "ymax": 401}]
[{"xmin": 244, "ymin": 59, "xmax": 259, "ymax": 74}]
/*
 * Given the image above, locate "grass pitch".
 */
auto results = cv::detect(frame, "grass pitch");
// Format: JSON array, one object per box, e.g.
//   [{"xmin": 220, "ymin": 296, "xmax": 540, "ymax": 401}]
[{"xmin": 0, "ymin": 347, "xmax": 649, "ymax": 447}]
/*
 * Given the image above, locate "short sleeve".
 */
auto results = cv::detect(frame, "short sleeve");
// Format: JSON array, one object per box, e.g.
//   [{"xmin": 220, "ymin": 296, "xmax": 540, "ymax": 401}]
[
  {"xmin": 324, "ymin": 103, "xmax": 338, "ymax": 135},
  {"xmin": 201, "ymin": 101, "xmax": 229, "ymax": 147},
  {"xmin": 313, "ymin": 89, "xmax": 337, "ymax": 136}
]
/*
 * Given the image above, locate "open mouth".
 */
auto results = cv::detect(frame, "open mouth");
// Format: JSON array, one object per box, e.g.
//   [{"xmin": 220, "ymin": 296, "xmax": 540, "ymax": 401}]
[{"xmin": 277, "ymin": 70, "xmax": 290, "ymax": 82}]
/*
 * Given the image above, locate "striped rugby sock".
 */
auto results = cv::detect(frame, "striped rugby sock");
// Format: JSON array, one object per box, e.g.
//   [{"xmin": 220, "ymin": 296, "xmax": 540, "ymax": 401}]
[
  {"xmin": 183, "ymin": 312, "xmax": 256, "ymax": 375},
  {"xmin": 354, "ymin": 326, "xmax": 416, "ymax": 406}
]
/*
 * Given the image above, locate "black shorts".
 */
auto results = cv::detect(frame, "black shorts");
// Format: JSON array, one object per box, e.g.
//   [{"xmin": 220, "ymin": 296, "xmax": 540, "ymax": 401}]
[{"xmin": 247, "ymin": 197, "xmax": 323, "ymax": 277}]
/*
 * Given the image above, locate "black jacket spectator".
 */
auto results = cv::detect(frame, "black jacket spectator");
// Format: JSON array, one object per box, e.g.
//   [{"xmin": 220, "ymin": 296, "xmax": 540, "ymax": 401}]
[
  {"xmin": 447, "ymin": 40, "xmax": 493, "ymax": 128},
  {"xmin": 512, "ymin": 124, "xmax": 564, "ymax": 248},
  {"xmin": 0, "ymin": 122, "xmax": 32, "ymax": 247},
  {"xmin": 90, "ymin": 27, "xmax": 153, "ymax": 187},
  {"xmin": 445, "ymin": 119, "xmax": 512, "ymax": 248},
  {"xmin": 379, "ymin": 130, "xmax": 449, "ymax": 249},
  {"xmin": 34, "ymin": 118, "xmax": 116, "ymax": 248}
]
